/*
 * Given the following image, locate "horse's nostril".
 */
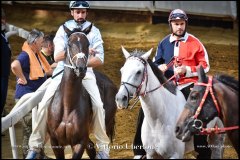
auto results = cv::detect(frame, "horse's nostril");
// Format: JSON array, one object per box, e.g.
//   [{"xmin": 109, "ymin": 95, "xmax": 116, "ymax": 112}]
[
  {"xmin": 175, "ymin": 126, "xmax": 180, "ymax": 134},
  {"xmin": 123, "ymin": 95, "xmax": 127, "ymax": 101}
]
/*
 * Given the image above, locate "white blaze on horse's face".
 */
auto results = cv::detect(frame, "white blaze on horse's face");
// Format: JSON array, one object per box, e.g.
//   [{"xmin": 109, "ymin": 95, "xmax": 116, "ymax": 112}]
[{"xmin": 115, "ymin": 47, "xmax": 153, "ymax": 109}]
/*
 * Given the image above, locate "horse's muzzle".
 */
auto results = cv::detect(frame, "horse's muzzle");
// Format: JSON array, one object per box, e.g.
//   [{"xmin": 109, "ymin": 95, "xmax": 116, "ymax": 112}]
[{"xmin": 115, "ymin": 92, "xmax": 129, "ymax": 109}]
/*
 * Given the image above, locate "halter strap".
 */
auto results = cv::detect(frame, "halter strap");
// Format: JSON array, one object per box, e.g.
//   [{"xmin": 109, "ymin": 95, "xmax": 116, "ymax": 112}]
[
  {"xmin": 121, "ymin": 56, "xmax": 148, "ymax": 99},
  {"xmin": 193, "ymin": 76, "xmax": 221, "ymax": 119}
]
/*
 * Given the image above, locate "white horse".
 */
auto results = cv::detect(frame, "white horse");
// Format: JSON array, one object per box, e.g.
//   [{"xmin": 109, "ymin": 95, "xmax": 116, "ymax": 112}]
[{"xmin": 115, "ymin": 47, "xmax": 193, "ymax": 159}]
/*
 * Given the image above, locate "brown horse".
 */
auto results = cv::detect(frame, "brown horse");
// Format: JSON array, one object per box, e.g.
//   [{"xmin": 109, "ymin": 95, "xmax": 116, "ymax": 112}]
[
  {"xmin": 175, "ymin": 65, "xmax": 239, "ymax": 157},
  {"xmin": 47, "ymin": 25, "xmax": 117, "ymax": 159}
]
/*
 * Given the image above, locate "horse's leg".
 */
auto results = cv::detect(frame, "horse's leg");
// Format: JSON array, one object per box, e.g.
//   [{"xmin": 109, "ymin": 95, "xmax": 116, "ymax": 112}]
[
  {"xmin": 133, "ymin": 108, "xmax": 146, "ymax": 158},
  {"xmin": 86, "ymin": 138, "xmax": 96, "ymax": 159},
  {"xmin": 72, "ymin": 143, "xmax": 85, "ymax": 159},
  {"xmin": 207, "ymin": 117, "xmax": 225, "ymax": 159},
  {"xmin": 50, "ymin": 137, "xmax": 65, "ymax": 159}
]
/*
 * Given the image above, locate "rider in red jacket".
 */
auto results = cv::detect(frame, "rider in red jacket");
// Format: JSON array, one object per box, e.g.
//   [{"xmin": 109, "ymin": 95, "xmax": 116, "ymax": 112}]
[{"xmin": 133, "ymin": 9, "xmax": 211, "ymax": 159}]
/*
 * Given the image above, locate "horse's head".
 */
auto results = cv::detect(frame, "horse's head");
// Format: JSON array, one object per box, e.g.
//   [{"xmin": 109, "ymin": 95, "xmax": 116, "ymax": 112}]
[
  {"xmin": 175, "ymin": 65, "xmax": 218, "ymax": 142},
  {"xmin": 64, "ymin": 24, "xmax": 91, "ymax": 77},
  {"xmin": 115, "ymin": 46, "xmax": 153, "ymax": 109}
]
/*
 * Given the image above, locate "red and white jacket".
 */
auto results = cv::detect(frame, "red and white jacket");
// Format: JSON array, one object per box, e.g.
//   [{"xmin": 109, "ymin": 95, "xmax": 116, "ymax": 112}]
[{"xmin": 154, "ymin": 32, "xmax": 210, "ymax": 90}]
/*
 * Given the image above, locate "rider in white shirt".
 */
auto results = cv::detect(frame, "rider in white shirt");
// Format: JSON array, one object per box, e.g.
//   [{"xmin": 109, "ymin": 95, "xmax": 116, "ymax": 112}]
[{"xmin": 26, "ymin": 1, "xmax": 110, "ymax": 159}]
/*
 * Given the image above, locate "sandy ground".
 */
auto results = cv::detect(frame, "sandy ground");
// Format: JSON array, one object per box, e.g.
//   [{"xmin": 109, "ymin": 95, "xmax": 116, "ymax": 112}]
[{"xmin": 2, "ymin": 5, "xmax": 238, "ymax": 159}]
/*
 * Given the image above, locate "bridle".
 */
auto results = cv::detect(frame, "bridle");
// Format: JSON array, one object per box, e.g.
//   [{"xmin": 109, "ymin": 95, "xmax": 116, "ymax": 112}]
[
  {"xmin": 120, "ymin": 56, "xmax": 180, "ymax": 109},
  {"xmin": 120, "ymin": 56, "xmax": 148, "ymax": 103},
  {"xmin": 188, "ymin": 76, "xmax": 239, "ymax": 134},
  {"xmin": 64, "ymin": 32, "xmax": 89, "ymax": 77},
  {"xmin": 120, "ymin": 56, "xmax": 172, "ymax": 105}
]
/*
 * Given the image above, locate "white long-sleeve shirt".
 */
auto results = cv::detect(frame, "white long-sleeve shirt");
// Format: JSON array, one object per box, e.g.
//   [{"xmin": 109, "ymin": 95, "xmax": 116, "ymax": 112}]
[{"xmin": 52, "ymin": 20, "xmax": 104, "ymax": 79}]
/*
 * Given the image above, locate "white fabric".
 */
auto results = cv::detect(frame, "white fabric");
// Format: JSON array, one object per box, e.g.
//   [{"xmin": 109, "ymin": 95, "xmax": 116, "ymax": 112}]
[
  {"xmin": 29, "ymin": 74, "xmax": 61, "ymax": 149},
  {"xmin": 52, "ymin": 20, "xmax": 104, "ymax": 80},
  {"xmin": 53, "ymin": 20, "xmax": 104, "ymax": 65}
]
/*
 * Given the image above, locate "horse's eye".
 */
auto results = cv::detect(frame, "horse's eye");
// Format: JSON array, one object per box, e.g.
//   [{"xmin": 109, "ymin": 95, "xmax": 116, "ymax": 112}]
[
  {"xmin": 190, "ymin": 92, "xmax": 198, "ymax": 102},
  {"xmin": 136, "ymin": 70, "xmax": 141, "ymax": 75}
]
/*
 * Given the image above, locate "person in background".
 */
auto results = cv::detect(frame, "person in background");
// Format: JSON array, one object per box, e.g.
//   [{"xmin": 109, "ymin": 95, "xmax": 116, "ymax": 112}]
[
  {"xmin": 11, "ymin": 29, "xmax": 51, "ymax": 158},
  {"xmin": 1, "ymin": 8, "xmax": 29, "ymax": 117},
  {"xmin": 26, "ymin": 1, "xmax": 110, "ymax": 159},
  {"xmin": 133, "ymin": 9, "xmax": 211, "ymax": 159},
  {"xmin": 41, "ymin": 34, "xmax": 57, "ymax": 77}
]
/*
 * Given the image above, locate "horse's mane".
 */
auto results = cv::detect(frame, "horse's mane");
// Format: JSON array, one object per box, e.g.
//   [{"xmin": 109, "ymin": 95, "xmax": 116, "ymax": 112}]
[
  {"xmin": 131, "ymin": 49, "xmax": 145, "ymax": 57},
  {"xmin": 131, "ymin": 50, "xmax": 177, "ymax": 95},
  {"xmin": 215, "ymin": 74, "xmax": 239, "ymax": 93}
]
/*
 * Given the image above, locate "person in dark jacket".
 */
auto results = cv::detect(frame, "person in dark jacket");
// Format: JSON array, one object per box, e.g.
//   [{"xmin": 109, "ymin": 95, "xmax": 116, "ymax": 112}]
[
  {"xmin": 1, "ymin": 8, "xmax": 12, "ymax": 116},
  {"xmin": 1, "ymin": 7, "xmax": 29, "ymax": 116}
]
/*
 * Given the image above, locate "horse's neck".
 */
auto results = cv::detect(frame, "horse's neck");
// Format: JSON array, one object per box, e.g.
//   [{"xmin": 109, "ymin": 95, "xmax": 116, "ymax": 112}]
[
  {"xmin": 214, "ymin": 81, "xmax": 239, "ymax": 126},
  {"xmin": 144, "ymin": 64, "xmax": 161, "ymax": 94},
  {"xmin": 139, "ymin": 64, "xmax": 171, "ymax": 124},
  {"xmin": 61, "ymin": 68, "xmax": 83, "ymax": 101}
]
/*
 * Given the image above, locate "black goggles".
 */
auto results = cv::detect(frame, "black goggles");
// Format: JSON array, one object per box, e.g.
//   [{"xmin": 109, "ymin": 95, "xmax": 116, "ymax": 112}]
[
  {"xmin": 71, "ymin": 1, "xmax": 89, "ymax": 8},
  {"xmin": 170, "ymin": 13, "xmax": 187, "ymax": 20}
]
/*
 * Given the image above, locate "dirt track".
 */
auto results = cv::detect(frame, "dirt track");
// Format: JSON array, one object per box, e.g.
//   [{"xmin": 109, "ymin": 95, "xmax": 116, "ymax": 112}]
[{"xmin": 2, "ymin": 5, "xmax": 238, "ymax": 159}]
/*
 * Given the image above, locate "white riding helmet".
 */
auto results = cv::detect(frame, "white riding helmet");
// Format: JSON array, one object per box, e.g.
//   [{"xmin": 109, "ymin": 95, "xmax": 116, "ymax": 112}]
[{"xmin": 69, "ymin": 1, "xmax": 90, "ymax": 9}]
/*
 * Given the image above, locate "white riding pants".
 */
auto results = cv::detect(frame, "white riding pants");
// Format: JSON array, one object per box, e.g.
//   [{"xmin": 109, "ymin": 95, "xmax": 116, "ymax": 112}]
[{"xmin": 28, "ymin": 71, "xmax": 110, "ymax": 153}]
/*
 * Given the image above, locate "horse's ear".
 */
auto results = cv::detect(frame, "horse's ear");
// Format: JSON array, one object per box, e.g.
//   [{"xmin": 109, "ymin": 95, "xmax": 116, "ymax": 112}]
[
  {"xmin": 141, "ymin": 48, "xmax": 153, "ymax": 60},
  {"xmin": 82, "ymin": 23, "xmax": 93, "ymax": 35},
  {"xmin": 121, "ymin": 46, "xmax": 130, "ymax": 59},
  {"xmin": 62, "ymin": 24, "xmax": 72, "ymax": 38},
  {"xmin": 197, "ymin": 65, "xmax": 208, "ymax": 83}
]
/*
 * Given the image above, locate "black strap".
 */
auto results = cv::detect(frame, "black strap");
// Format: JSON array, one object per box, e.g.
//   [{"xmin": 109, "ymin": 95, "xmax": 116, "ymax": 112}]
[{"xmin": 51, "ymin": 69, "xmax": 64, "ymax": 79}]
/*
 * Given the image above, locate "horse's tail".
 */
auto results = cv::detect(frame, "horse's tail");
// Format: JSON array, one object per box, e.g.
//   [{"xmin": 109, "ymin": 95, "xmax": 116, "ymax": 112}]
[
  {"xmin": 107, "ymin": 116, "xmax": 116, "ymax": 143},
  {"xmin": 104, "ymin": 82, "xmax": 117, "ymax": 143}
]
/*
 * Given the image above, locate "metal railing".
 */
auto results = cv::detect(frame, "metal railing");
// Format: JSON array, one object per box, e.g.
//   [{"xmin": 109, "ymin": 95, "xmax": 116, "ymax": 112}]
[{"xmin": 1, "ymin": 78, "xmax": 51, "ymax": 159}]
